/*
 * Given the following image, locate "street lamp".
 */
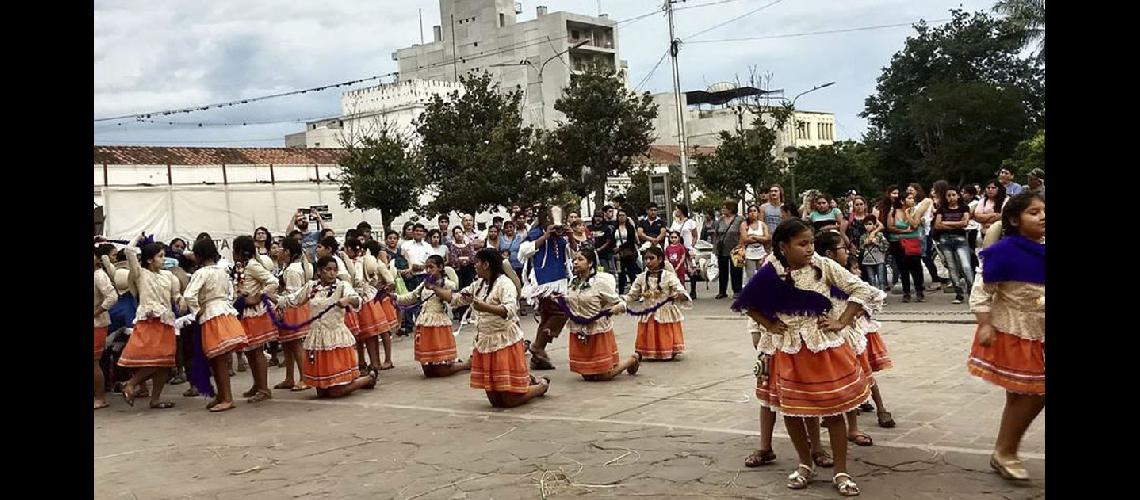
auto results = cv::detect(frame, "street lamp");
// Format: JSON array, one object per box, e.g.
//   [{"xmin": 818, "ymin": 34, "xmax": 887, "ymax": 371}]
[
  {"xmin": 490, "ymin": 40, "xmax": 588, "ymax": 128},
  {"xmin": 782, "ymin": 81, "xmax": 836, "ymax": 205}
]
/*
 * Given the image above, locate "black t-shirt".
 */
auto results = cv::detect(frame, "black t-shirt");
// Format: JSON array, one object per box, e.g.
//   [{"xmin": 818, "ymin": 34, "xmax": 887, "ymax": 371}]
[
  {"xmin": 591, "ymin": 223, "xmax": 616, "ymax": 258},
  {"xmin": 934, "ymin": 205, "xmax": 969, "ymax": 238},
  {"xmin": 638, "ymin": 217, "xmax": 667, "ymax": 245}
]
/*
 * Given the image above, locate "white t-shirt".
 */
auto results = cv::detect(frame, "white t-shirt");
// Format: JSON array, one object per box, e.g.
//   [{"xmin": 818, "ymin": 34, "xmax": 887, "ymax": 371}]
[
  {"xmin": 400, "ymin": 239, "xmax": 433, "ymax": 273},
  {"xmin": 669, "ymin": 219, "xmax": 698, "ymax": 250},
  {"xmin": 966, "ymin": 199, "xmax": 982, "ymax": 231}
]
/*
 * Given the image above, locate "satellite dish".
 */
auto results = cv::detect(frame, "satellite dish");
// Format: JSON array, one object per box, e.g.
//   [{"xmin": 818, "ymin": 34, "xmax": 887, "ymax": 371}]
[{"xmin": 706, "ymin": 81, "xmax": 738, "ymax": 93}]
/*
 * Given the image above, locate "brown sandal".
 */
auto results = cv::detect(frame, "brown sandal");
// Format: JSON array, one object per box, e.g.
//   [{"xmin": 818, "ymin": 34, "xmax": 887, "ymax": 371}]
[
  {"xmin": 627, "ymin": 353, "xmax": 642, "ymax": 375},
  {"xmin": 246, "ymin": 390, "xmax": 272, "ymax": 404},
  {"xmin": 811, "ymin": 449, "xmax": 834, "ymax": 468},
  {"xmin": 744, "ymin": 449, "xmax": 776, "ymax": 467},
  {"xmin": 848, "ymin": 432, "xmax": 873, "ymax": 447}
]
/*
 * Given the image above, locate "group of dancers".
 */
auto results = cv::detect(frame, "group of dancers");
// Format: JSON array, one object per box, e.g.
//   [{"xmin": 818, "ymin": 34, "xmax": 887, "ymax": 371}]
[{"xmin": 95, "ymin": 193, "xmax": 1044, "ymax": 495}]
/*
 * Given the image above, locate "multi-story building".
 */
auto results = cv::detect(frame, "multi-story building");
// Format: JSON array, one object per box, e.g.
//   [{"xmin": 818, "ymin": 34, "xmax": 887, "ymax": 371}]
[{"xmin": 393, "ymin": 1, "xmax": 625, "ymax": 129}]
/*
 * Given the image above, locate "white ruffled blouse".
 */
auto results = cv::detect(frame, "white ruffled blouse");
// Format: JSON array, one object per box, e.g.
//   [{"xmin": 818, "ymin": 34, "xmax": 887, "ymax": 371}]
[
  {"xmin": 450, "ymin": 275, "xmax": 524, "ymax": 354},
  {"xmin": 619, "ymin": 269, "xmax": 691, "ymax": 324},
  {"xmin": 277, "ymin": 279, "xmax": 361, "ymax": 351}
]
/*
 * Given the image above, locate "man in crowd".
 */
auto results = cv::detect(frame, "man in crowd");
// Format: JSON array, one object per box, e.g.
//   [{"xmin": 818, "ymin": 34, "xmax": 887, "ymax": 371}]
[
  {"xmin": 998, "ymin": 167, "xmax": 1023, "ymax": 196},
  {"xmin": 758, "ymin": 184, "xmax": 785, "ymax": 236},
  {"xmin": 1024, "ymin": 168, "xmax": 1045, "ymax": 200},
  {"xmin": 286, "ymin": 208, "xmax": 326, "ymax": 263},
  {"xmin": 399, "ymin": 223, "xmax": 433, "ymax": 335},
  {"xmin": 637, "ymin": 202, "xmax": 667, "ymax": 248}
]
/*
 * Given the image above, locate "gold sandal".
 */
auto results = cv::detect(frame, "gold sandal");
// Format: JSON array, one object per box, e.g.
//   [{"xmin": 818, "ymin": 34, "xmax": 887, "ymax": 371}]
[
  {"xmin": 989, "ymin": 454, "xmax": 1030, "ymax": 481},
  {"xmin": 834, "ymin": 473, "xmax": 860, "ymax": 496},
  {"xmin": 786, "ymin": 464, "xmax": 815, "ymax": 490}
]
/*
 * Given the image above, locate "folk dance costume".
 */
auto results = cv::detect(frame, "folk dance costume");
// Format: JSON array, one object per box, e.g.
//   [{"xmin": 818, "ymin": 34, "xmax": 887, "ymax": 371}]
[
  {"xmin": 345, "ymin": 256, "xmax": 386, "ymax": 341},
  {"xmin": 277, "ymin": 261, "xmax": 313, "ymax": 343},
  {"xmin": 332, "ymin": 255, "xmax": 362, "ymax": 337},
  {"xmin": 562, "ymin": 272, "xmax": 622, "ymax": 375},
  {"xmin": 118, "ymin": 246, "xmax": 182, "ymax": 368},
  {"xmin": 94, "ymin": 267, "xmax": 118, "ymax": 360},
  {"xmin": 825, "ymin": 285, "xmax": 888, "ymax": 388},
  {"xmin": 621, "ymin": 268, "xmax": 691, "ymax": 360},
  {"xmin": 519, "ymin": 225, "xmax": 571, "ymax": 368},
  {"xmin": 276, "ymin": 279, "xmax": 363, "ymax": 389},
  {"xmin": 733, "ymin": 254, "xmax": 877, "ymax": 417},
  {"xmin": 365, "ymin": 255, "xmax": 400, "ymax": 334},
  {"xmin": 397, "ymin": 275, "xmax": 459, "ymax": 365},
  {"xmin": 451, "ymin": 275, "xmax": 531, "ymax": 393},
  {"xmin": 184, "ymin": 265, "xmax": 248, "ymax": 359},
  {"xmin": 235, "ymin": 258, "xmax": 278, "ymax": 351},
  {"xmin": 967, "ymin": 235, "xmax": 1045, "ymax": 395}
]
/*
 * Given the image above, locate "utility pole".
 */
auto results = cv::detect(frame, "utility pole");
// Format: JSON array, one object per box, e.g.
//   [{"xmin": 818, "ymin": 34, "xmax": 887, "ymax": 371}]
[{"xmin": 666, "ymin": 0, "xmax": 692, "ymax": 209}]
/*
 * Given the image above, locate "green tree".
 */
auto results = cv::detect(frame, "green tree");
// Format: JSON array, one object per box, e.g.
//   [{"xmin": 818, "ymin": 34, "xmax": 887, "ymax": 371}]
[
  {"xmin": 1001, "ymin": 128, "xmax": 1044, "ymax": 178},
  {"xmin": 693, "ymin": 109, "xmax": 788, "ymax": 205},
  {"xmin": 861, "ymin": 9, "xmax": 1044, "ymax": 184},
  {"xmin": 791, "ymin": 140, "xmax": 880, "ymax": 199},
  {"xmin": 415, "ymin": 71, "xmax": 563, "ymax": 215},
  {"xmin": 993, "ymin": 0, "xmax": 1044, "ymax": 63},
  {"xmin": 336, "ymin": 129, "xmax": 425, "ymax": 231},
  {"xmin": 551, "ymin": 65, "xmax": 659, "ymax": 203},
  {"xmin": 618, "ymin": 164, "xmax": 683, "ymax": 217}
]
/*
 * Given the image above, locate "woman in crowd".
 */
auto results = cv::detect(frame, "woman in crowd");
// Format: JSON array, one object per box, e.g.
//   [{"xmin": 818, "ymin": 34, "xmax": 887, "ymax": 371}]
[
  {"xmin": 713, "ymin": 201, "xmax": 744, "ymax": 299},
  {"xmin": 449, "ymin": 226, "xmax": 478, "ymax": 322},
  {"xmin": 739, "ymin": 204, "xmax": 770, "ymax": 282},
  {"xmin": 909, "ymin": 183, "xmax": 948, "ymax": 290},
  {"xmin": 613, "ymin": 209, "xmax": 640, "ymax": 294},
  {"xmin": 500, "ymin": 220, "xmax": 526, "ymax": 278},
  {"xmin": 934, "ymin": 185, "xmax": 975, "ymax": 304},
  {"xmin": 973, "ymin": 180, "xmax": 1008, "ymax": 242},
  {"xmin": 887, "ymin": 193, "xmax": 926, "ymax": 302}
]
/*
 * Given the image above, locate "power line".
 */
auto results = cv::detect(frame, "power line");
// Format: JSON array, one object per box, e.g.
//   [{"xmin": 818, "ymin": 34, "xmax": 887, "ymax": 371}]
[
  {"xmin": 93, "ymin": 7, "xmax": 665, "ymax": 124},
  {"xmin": 687, "ymin": 18, "xmax": 952, "ymax": 43},
  {"xmin": 94, "ymin": 115, "xmax": 335, "ymax": 129},
  {"xmin": 682, "ymin": 0, "xmax": 787, "ymax": 40},
  {"xmin": 634, "ymin": 50, "xmax": 670, "ymax": 91},
  {"xmin": 95, "ymin": 137, "xmax": 285, "ymax": 145},
  {"xmin": 674, "ymin": 0, "xmax": 748, "ymax": 12}
]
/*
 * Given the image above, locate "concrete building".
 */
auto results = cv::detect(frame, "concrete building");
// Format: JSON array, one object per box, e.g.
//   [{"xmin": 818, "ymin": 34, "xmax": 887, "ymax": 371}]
[
  {"xmin": 393, "ymin": 0, "xmax": 626, "ymax": 129},
  {"xmin": 286, "ymin": 80, "xmax": 465, "ymax": 148},
  {"xmin": 650, "ymin": 85, "xmax": 836, "ymax": 158}
]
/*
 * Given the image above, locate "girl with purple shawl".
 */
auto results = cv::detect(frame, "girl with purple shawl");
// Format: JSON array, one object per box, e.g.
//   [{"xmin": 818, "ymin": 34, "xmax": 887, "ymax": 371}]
[{"xmin": 966, "ymin": 193, "xmax": 1045, "ymax": 482}]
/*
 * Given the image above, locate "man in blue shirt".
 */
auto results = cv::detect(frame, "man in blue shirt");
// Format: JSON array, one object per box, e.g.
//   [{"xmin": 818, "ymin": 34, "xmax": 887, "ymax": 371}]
[
  {"xmin": 286, "ymin": 209, "xmax": 325, "ymax": 263},
  {"xmin": 998, "ymin": 168, "xmax": 1023, "ymax": 196}
]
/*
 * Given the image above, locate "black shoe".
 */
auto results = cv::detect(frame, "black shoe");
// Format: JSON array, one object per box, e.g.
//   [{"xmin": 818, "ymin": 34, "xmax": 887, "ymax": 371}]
[
  {"xmin": 952, "ymin": 295, "xmax": 964, "ymax": 304},
  {"xmin": 858, "ymin": 402, "xmax": 874, "ymax": 413},
  {"xmin": 714, "ymin": 294, "xmax": 728, "ymax": 299}
]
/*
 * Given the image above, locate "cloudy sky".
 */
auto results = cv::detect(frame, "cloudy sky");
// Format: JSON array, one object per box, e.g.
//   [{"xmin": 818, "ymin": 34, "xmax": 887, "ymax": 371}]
[{"xmin": 94, "ymin": 0, "xmax": 996, "ymax": 147}]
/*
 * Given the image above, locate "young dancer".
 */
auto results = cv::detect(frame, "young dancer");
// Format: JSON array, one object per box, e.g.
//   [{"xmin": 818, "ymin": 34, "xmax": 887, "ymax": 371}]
[
  {"xmin": 558, "ymin": 250, "xmax": 641, "ymax": 380},
  {"xmin": 397, "ymin": 254, "xmax": 470, "ymax": 377},
  {"xmin": 118, "ymin": 234, "xmax": 183, "ymax": 409},
  {"xmin": 622, "ymin": 247, "xmax": 690, "ymax": 361},
  {"xmin": 342, "ymin": 239, "xmax": 386, "ymax": 374},
  {"xmin": 273, "ymin": 237, "xmax": 312, "ymax": 392},
  {"xmin": 363, "ymin": 241, "xmax": 398, "ymax": 370},
  {"xmin": 183, "ymin": 238, "xmax": 249, "ymax": 412},
  {"xmin": 232, "ymin": 235, "xmax": 278, "ymax": 404},
  {"xmin": 94, "ymin": 247, "xmax": 119, "ymax": 410}
]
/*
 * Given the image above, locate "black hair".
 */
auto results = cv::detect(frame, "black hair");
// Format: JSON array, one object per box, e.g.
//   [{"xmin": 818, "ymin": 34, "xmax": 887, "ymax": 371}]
[
  {"xmin": 356, "ymin": 221, "xmax": 372, "ymax": 232},
  {"xmin": 984, "ymin": 179, "xmax": 1008, "ymax": 210},
  {"xmin": 780, "ymin": 202, "xmax": 798, "ymax": 215},
  {"xmin": 320, "ymin": 228, "xmax": 335, "ymax": 239},
  {"xmin": 282, "ymin": 236, "xmax": 304, "ymax": 263},
  {"xmin": 962, "ymin": 185, "xmax": 978, "ymax": 198},
  {"xmin": 877, "ymin": 185, "xmax": 899, "ymax": 217},
  {"xmin": 385, "ymin": 229, "xmax": 399, "ymax": 239},
  {"xmin": 141, "ymin": 242, "xmax": 165, "ymax": 269},
  {"xmin": 96, "ymin": 243, "xmax": 115, "ymax": 257},
  {"xmin": 402, "ymin": 221, "xmax": 415, "ymax": 233},
  {"xmin": 196, "ymin": 232, "xmax": 212, "ymax": 242},
  {"xmin": 939, "ymin": 184, "xmax": 961, "ymax": 209},
  {"xmin": 908, "ymin": 183, "xmax": 928, "ymax": 202},
  {"xmin": 254, "ymin": 226, "xmax": 272, "ymax": 245},
  {"xmin": 287, "ymin": 229, "xmax": 302, "ymax": 239},
  {"xmin": 115, "ymin": 249, "xmax": 126, "ymax": 262},
  {"xmin": 721, "ymin": 200, "xmax": 738, "ymax": 214},
  {"xmin": 413, "ymin": 223, "xmax": 426, "ymax": 231},
  {"xmin": 192, "ymin": 238, "xmax": 221, "ymax": 264},
  {"xmin": 1001, "ymin": 193, "xmax": 1045, "ymax": 238},
  {"xmin": 645, "ymin": 202, "xmax": 658, "ymax": 209},
  {"xmin": 232, "ymin": 235, "xmax": 256, "ymax": 265},
  {"xmin": 492, "ymin": 216, "xmax": 504, "ymax": 224},
  {"xmin": 931, "ymin": 180, "xmax": 949, "ymax": 203},
  {"xmin": 344, "ymin": 228, "xmax": 361, "ymax": 241},
  {"xmin": 474, "ymin": 248, "xmax": 504, "ymax": 288},
  {"xmin": 315, "ymin": 255, "xmax": 337, "ymax": 272},
  {"xmin": 364, "ymin": 239, "xmax": 383, "ymax": 258},
  {"xmin": 863, "ymin": 214, "xmax": 879, "ymax": 225},
  {"xmin": 771, "ymin": 219, "xmax": 821, "ymax": 283},
  {"xmin": 344, "ymin": 238, "xmax": 363, "ymax": 253},
  {"xmin": 667, "ymin": 229, "xmax": 682, "ymax": 241},
  {"xmin": 675, "ymin": 203, "xmax": 689, "ymax": 217},
  {"xmin": 578, "ymin": 247, "xmax": 599, "ymax": 268},
  {"xmin": 170, "ymin": 237, "xmax": 187, "ymax": 250},
  {"xmin": 642, "ymin": 246, "xmax": 665, "ymax": 266},
  {"xmin": 425, "ymin": 254, "xmax": 445, "ymax": 273},
  {"xmin": 318, "ymin": 236, "xmax": 339, "ymax": 253},
  {"xmin": 815, "ymin": 230, "xmax": 843, "ymax": 256},
  {"xmin": 641, "ymin": 246, "xmax": 666, "ymax": 291}
]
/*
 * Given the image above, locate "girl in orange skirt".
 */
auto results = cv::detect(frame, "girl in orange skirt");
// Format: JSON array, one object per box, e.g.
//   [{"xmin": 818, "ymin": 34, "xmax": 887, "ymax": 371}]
[
  {"xmin": 398, "ymin": 255, "xmax": 470, "ymax": 377},
  {"xmin": 341, "ymin": 239, "xmax": 386, "ymax": 374},
  {"xmin": 429, "ymin": 248, "xmax": 549, "ymax": 407},
  {"xmin": 966, "ymin": 193, "xmax": 1045, "ymax": 481},
  {"xmin": 118, "ymin": 234, "xmax": 182, "ymax": 409},
  {"xmin": 273, "ymin": 237, "xmax": 312, "ymax": 392},
  {"xmin": 622, "ymin": 246, "xmax": 690, "ymax": 361},
  {"xmin": 94, "ymin": 247, "xmax": 119, "ymax": 410},
  {"xmin": 183, "ymin": 239, "xmax": 249, "ymax": 412},
  {"xmin": 561, "ymin": 250, "xmax": 641, "ymax": 380},
  {"xmin": 732, "ymin": 219, "xmax": 877, "ymax": 496},
  {"xmin": 365, "ymin": 240, "xmax": 399, "ymax": 370},
  {"xmin": 275, "ymin": 256, "xmax": 377, "ymax": 397},
  {"xmin": 232, "ymin": 236, "xmax": 279, "ymax": 404}
]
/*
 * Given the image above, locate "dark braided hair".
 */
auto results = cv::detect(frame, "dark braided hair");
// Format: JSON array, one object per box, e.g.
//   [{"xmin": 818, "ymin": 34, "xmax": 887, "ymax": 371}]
[
  {"xmin": 642, "ymin": 246, "xmax": 666, "ymax": 292},
  {"xmin": 1000, "ymin": 193, "xmax": 1045, "ymax": 238},
  {"xmin": 771, "ymin": 219, "xmax": 821, "ymax": 284}
]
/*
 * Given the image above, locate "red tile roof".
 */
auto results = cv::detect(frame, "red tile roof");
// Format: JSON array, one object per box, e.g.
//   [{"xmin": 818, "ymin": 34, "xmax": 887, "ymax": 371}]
[
  {"xmin": 93, "ymin": 146, "xmax": 349, "ymax": 165},
  {"xmin": 640, "ymin": 144, "xmax": 718, "ymax": 164}
]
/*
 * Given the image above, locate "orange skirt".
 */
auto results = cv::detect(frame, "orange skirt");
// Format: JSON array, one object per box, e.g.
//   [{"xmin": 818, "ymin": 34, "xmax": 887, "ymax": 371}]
[
  {"xmin": 865, "ymin": 332, "xmax": 892, "ymax": 372},
  {"xmin": 94, "ymin": 326, "xmax": 108, "ymax": 360},
  {"xmin": 344, "ymin": 310, "xmax": 362, "ymax": 337},
  {"xmin": 277, "ymin": 304, "xmax": 311, "ymax": 343},
  {"xmin": 755, "ymin": 352, "xmax": 780, "ymax": 408},
  {"xmin": 379, "ymin": 297, "xmax": 399, "ymax": 330},
  {"xmin": 303, "ymin": 347, "xmax": 360, "ymax": 389},
  {"xmin": 635, "ymin": 319, "xmax": 685, "ymax": 360},
  {"xmin": 356, "ymin": 301, "xmax": 388, "ymax": 340},
  {"xmin": 967, "ymin": 329, "xmax": 1044, "ymax": 395},
  {"xmin": 763, "ymin": 344, "xmax": 872, "ymax": 417},
  {"xmin": 240, "ymin": 313, "xmax": 278, "ymax": 350},
  {"xmin": 118, "ymin": 319, "xmax": 176, "ymax": 368},
  {"xmin": 470, "ymin": 340, "xmax": 531, "ymax": 394},
  {"xmin": 201, "ymin": 314, "xmax": 248, "ymax": 359},
  {"xmin": 414, "ymin": 324, "xmax": 458, "ymax": 365},
  {"xmin": 568, "ymin": 330, "xmax": 620, "ymax": 375}
]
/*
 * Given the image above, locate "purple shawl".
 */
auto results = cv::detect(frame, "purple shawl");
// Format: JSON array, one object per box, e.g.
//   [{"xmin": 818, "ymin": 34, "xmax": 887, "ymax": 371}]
[
  {"xmin": 731, "ymin": 262, "xmax": 832, "ymax": 322},
  {"xmin": 979, "ymin": 235, "xmax": 1045, "ymax": 285}
]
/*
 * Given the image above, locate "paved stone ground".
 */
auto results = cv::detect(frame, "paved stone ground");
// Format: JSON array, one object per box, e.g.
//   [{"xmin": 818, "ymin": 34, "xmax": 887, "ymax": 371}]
[{"xmin": 95, "ymin": 292, "xmax": 1044, "ymax": 499}]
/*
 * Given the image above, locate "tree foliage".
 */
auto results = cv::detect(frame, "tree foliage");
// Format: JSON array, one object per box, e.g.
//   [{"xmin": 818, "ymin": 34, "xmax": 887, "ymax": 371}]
[
  {"xmin": 336, "ymin": 129, "xmax": 425, "ymax": 230},
  {"xmin": 790, "ymin": 141, "xmax": 880, "ymax": 199},
  {"xmin": 693, "ymin": 112, "xmax": 785, "ymax": 205},
  {"xmin": 551, "ymin": 65, "xmax": 658, "ymax": 202},
  {"xmin": 1001, "ymin": 128, "xmax": 1044, "ymax": 178}
]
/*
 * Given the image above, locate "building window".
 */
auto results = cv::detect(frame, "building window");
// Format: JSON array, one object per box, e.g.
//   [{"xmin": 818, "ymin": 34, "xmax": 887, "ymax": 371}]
[
  {"xmin": 473, "ymin": 41, "xmax": 478, "ymax": 47},
  {"xmin": 571, "ymin": 30, "xmax": 580, "ymax": 40},
  {"xmin": 499, "ymin": 13, "xmax": 504, "ymax": 27}
]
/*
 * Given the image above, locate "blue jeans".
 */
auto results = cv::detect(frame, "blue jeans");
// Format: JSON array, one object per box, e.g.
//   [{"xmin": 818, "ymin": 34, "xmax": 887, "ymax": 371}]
[
  {"xmin": 937, "ymin": 234, "xmax": 974, "ymax": 296},
  {"xmin": 599, "ymin": 254, "xmax": 617, "ymax": 274},
  {"xmin": 861, "ymin": 264, "xmax": 888, "ymax": 292}
]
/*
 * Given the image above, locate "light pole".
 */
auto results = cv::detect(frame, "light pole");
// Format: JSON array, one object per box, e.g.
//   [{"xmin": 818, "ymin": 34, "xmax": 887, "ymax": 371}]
[
  {"xmin": 782, "ymin": 81, "xmax": 835, "ymax": 205},
  {"xmin": 490, "ymin": 40, "xmax": 588, "ymax": 128}
]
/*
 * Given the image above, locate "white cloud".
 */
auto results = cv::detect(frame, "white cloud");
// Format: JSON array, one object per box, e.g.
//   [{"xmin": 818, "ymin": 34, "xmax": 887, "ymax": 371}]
[{"xmin": 94, "ymin": 0, "xmax": 998, "ymax": 146}]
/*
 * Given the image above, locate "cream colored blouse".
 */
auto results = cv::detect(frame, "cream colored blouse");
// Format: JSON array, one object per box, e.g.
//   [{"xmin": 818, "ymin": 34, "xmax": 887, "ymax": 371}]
[
  {"xmin": 93, "ymin": 269, "xmax": 118, "ymax": 328},
  {"xmin": 450, "ymin": 275, "xmax": 524, "ymax": 354},
  {"xmin": 183, "ymin": 266, "xmax": 239, "ymax": 323},
  {"xmin": 969, "ymin": 261, "xmax": 1044, "ymax": 342},
  {"xmin": 125, "ymin": 246, "xmax": 181, "ymax": 326},
  {"xmin": 397, "ymin": 276, "xmax": 457, "ymax": 327},
  {"xmin": 277, "ymin": 279, "xmax": 361, "ymax": 351},
  {"xmin": 563, "ymin": 272, "xmax": 622, "ymax": 335},
  {"xmin": 619, "ymin": 269, "xmax": 691, "ymax": 324},
  {"xmin": 236, "ymin": 258, "xmax": 277, "ymax": 318}
]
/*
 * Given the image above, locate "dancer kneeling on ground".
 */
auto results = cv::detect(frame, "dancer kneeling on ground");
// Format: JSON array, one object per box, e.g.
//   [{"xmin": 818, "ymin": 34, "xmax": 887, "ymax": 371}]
[
  {"xmin": 732, "ymin": 219, "xmax": 878, "ymax": 497},
  {"xmin": 275, "ymin": 256, "xmax": 378, "ymax": 398},
  {"xmin": 427, "ymin": 248, "xmax": 550, "ymax": 408},
  {"xmin": 398, "ymin": 254, "xmax": 471, "ymax": 377},
  {"xmin": 559, "ymin": 250, "xmax": 641, "ymax": 381}
]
